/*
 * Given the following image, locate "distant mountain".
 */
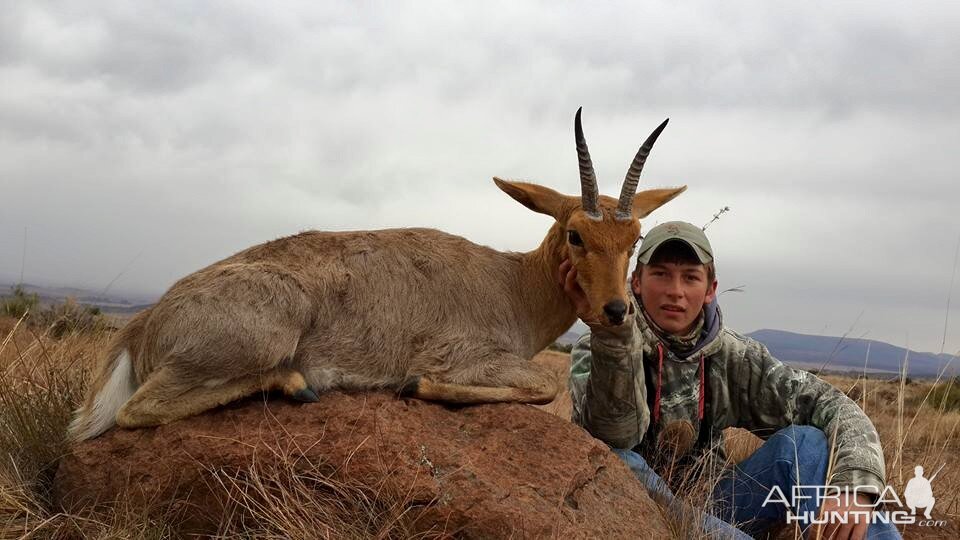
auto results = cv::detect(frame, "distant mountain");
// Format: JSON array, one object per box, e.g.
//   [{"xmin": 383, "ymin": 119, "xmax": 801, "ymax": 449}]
[
  {"xmin": 0, "ymin": 282, "xmax": 156, "ymax": 315},
  {"xmin": 747, "ymin": 329, "xmax": 959, "ymax": 379},
  {"xmin": 553, "ymin": 324, "xmax": 958, "ymax": 379}
]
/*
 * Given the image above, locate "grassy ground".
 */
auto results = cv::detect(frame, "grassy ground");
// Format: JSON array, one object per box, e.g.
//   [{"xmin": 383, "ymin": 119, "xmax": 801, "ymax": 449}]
[{"xmin": 1, "ymin": 316, "xmax": 958, "ymax": 538}]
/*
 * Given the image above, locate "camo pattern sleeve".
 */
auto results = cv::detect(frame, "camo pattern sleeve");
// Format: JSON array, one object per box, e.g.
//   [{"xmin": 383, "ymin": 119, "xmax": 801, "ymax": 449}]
[
  {"xmin": 569, "ymin": 320, "xmax": 649, "ymax": 450},
  {"xmin": 729, "ymin": 334, "xmax": 887, "ymax": 495}
]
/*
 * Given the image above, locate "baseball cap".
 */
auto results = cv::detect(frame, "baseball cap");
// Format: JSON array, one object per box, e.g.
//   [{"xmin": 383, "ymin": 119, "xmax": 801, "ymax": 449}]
[{"xmin": 636, "ymin": 221, "xmax": 714, "ymax": 264}]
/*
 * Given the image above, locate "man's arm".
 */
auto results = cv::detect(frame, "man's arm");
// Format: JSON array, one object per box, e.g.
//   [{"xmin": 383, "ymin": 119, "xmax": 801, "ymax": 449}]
[
  {"xmin": 569, "ymin": 321, "xmax": 650, "ymax": 450},
  {"xmin": 729, "ymin": 335, "xmax": 887, "ymax": 495}
]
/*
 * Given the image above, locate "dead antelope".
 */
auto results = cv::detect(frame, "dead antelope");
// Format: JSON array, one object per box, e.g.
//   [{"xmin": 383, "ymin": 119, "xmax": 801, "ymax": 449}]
[{"xmin": 68, "ymin": 109, "xmax": 685, "ymax": 441}]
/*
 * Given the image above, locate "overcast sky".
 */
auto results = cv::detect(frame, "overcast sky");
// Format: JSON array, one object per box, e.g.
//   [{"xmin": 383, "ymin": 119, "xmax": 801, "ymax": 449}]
[{"xmin": 1, "ymin": 1, "xmax": 958, "ymax": 354}]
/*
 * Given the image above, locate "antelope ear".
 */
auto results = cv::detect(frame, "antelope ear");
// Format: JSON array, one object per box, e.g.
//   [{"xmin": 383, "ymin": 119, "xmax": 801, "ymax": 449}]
[
  {"xmin": 632, "ymin": 186, "xmax": 687, "ymax": 218},
  {"xmin": 493, "ymin": 177, "xmax": 567, "ymax": 219}
]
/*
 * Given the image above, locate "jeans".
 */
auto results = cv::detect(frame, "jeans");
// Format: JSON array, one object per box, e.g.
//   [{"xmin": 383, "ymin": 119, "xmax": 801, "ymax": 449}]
[{"xmin": 615, "ymin": 425, "xmax": 902, "ymax": 539}]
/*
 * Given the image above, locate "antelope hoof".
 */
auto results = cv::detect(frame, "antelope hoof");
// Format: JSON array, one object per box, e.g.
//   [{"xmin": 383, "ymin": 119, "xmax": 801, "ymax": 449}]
[
  {"xmin": 398, "ymin": 376, "xmax": 421, "ymax": 397},
  {"xmin": 290, "ymin": 387, "xmax": 320, "ymax": 403},
  {"xmin": 292, "ymin": 387, "xmax": 320, "ymax": 403},
  {"xmin": 281, "ymin": 371, "xmax": 315, "ymax": 401}
]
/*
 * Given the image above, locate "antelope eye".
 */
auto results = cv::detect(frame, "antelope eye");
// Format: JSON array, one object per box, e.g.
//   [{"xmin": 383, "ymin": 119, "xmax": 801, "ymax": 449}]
[{"xmin": 567, "ymin": 230, "xmax": 584, "ymax": 247}]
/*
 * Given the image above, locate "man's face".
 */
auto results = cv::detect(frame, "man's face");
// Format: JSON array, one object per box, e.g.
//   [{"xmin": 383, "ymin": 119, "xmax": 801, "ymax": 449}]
[{"xmin": 631, "ymin": 262, "xmax": 718, "ymax": 335}]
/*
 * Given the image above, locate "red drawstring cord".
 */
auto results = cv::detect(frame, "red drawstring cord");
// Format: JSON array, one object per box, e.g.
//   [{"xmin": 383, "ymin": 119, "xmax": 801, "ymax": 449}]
[
  {"xmin": 698, "ymin": 352, "xmax": 705, "ymax": 420},
  {"xmin": 654, "ymin": 342, "xmax": 664, "ymax": 424},
  {"xmin": 653, "ymin": 344, "xmax": 706, "ymax": 423}
]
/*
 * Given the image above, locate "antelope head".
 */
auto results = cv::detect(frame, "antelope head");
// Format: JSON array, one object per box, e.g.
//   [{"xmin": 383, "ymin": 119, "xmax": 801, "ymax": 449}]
[{"xmin": 494, "ymin": 108, "xmax": 686, "ymax": 327}]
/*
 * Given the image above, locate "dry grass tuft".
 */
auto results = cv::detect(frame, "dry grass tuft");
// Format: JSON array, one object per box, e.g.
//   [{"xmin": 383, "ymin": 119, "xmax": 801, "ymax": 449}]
[
  {"xmin": 0, "ymin": 317, "xmax": 97, "ymax": 529},
  {"xmin": 0, "ymin": 315, "xmax": 186, "ymax": 539},
  {"xmin": 208, "ymin": 444, "xmax": 445, "ymax": 539}
]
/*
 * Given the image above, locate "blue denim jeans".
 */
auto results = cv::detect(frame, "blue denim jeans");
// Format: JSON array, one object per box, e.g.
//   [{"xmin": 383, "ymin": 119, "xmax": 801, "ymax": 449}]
[{"xmin": 615, "ymin": 425, "xmax": 902, "ymax": 539}]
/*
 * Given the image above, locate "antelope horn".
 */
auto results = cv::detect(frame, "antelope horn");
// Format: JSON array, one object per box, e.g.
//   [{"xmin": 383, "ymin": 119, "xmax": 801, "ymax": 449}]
[
  {"xmin": 616, "ymin": 118, "xmax": 669, "ymax": 221},
  {"xmin": 575, "ymin": 107, "xmax": 602, "ymax": 221}
]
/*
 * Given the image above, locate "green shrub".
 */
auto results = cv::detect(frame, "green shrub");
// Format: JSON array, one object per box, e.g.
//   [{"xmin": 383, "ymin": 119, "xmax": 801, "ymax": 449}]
[
  {"xmin": 2, "ymin": 287, "xmax": 107, "ymax": 337},
  {"xmin": 1, "ymin": 285, "xmax": 39, "ymax": 318},
  {"xmin": 927, "ymin": 377, "xmax": 960, "ymax": 412},
  {"xmin": 32, "ymin": 297, "xmax": 108, "ymax": 338}
]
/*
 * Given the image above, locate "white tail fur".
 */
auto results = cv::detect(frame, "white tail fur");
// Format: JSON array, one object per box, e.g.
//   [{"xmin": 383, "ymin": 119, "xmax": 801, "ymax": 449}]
[{"xmin": 68, "ymin": 350, "xmax": 136, "ymax": 441}]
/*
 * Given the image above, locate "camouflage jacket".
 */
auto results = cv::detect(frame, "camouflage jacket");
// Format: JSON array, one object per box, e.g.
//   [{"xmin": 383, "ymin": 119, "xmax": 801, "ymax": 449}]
[{"xmin": 569, "ymin": 299, "xmax": 887, "ymax": 495}]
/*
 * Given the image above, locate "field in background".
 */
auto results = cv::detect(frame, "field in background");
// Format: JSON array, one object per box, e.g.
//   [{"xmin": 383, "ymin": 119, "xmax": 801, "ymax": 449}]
[{"xmin": 1, "ymin": 316, "xmax": 959, "ymax": 538}]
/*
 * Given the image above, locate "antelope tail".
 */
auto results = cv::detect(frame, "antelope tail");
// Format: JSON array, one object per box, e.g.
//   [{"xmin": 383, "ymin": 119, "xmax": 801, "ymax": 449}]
[{"xmin": 68, "ymin": 348, "xmax": 136, "ymax": 441}]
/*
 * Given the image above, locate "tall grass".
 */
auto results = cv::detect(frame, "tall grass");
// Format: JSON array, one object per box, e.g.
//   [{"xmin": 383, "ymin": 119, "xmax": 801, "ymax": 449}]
[
  {"xmin": 0, "ymin": 315, "xmax": 191, "ymax": 539},
  {"xmin": 0, "ymin": 315, "xmax": 99, "ymax": 538}
]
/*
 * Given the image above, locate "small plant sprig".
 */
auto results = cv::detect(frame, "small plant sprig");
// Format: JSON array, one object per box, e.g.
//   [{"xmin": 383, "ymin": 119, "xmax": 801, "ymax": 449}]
[{"xmin": 702, "ymin": 206, "xmax": 731, "ymax": 231}]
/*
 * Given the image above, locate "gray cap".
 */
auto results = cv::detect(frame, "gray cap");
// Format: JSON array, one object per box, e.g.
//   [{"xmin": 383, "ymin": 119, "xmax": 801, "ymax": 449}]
[{"xmin": 636, "ymin": 221, "xmax": 714, "ymax": 264}]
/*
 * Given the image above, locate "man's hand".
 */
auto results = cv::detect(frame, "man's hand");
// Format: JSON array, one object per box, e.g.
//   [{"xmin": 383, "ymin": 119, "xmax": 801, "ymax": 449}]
[
  {"xmin": 813, "ymin": 491, "xmax": 874, "ymax": 540},
  {"xmin": 558, "ymin": 259, "xmax": 595, "ymax": 324}
]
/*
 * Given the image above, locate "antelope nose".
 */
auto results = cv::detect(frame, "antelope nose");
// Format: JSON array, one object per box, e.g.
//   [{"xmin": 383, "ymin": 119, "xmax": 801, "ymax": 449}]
[{"xmin": 603, "ymin": 300, "xmax": 627, "ymax": 325}]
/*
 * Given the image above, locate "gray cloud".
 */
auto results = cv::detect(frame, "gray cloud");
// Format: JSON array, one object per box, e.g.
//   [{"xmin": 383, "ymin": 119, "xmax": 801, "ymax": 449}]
[{"xmin": 1, "ymin": 0, "xmax": 958, "ymax": 353}]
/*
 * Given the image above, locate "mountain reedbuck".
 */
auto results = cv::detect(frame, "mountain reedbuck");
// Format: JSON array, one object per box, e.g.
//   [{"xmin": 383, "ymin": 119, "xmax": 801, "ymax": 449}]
[{"xmin": 69, "ymin": 109, "xmax": 685, "ymax": 441}]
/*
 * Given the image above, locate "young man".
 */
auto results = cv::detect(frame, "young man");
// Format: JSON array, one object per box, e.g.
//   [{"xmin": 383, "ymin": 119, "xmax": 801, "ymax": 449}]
[{"xmin": 561, "ymin": 221, "xmax": 900, "ymax": 540}]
